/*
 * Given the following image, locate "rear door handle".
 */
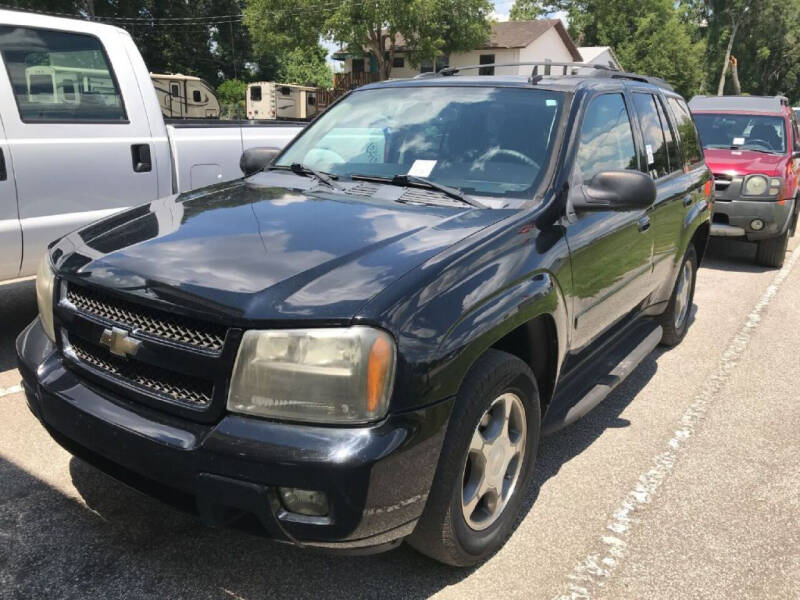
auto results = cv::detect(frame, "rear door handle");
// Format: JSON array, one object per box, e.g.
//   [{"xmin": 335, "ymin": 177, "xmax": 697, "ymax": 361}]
[
  {"xmin": 131, "ymin": 144, "xmax": 152, "ymax": 173},
  {"xmin": 637, "ymin": 216, "xmax": 651, "ymax": 232}
]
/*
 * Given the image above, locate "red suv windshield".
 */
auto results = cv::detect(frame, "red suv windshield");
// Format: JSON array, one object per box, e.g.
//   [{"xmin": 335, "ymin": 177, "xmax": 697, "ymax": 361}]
[{"xmin": 694, "ymin": 113, "xmax": 786, "ymax": 155}]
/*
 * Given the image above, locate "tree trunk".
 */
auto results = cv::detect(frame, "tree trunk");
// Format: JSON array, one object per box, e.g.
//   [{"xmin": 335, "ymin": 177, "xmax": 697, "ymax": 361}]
[
  {"xmin": 717, "ymin": 15, "xmax": 741, "ymax": 95},
  {"xmin": 730, "ymin": 56, "xmax": 741, "ymax": 95}
]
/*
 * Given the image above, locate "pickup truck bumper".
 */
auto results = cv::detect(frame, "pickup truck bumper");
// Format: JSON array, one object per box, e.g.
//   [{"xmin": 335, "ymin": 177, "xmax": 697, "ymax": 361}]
[
  {"xmin": 711, "ymin": 197, "xmax": 795, "ymax": 241},
  {"xmin": 17, "ymin": 318, "xmax": 451, "ymax": 553}
]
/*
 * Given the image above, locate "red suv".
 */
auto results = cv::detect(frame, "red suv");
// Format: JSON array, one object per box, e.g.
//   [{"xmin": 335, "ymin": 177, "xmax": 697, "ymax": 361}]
[{"xmin": 690, "ymin": 95, "xmax": 799, "ymax": 267}]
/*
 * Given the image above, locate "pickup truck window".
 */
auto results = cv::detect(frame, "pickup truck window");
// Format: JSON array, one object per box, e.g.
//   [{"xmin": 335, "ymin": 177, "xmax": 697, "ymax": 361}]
[
  {"xmin": 0, "ymin": 25, "xmax": 126, "ymax": 123},
  {"xmin": 276, "ymin": 86, "xmax": 565, "ymax": 200},
  {"xmin": 667, "ymin": 97, "xmax": 703, "ymax": 166},
  {"xmin": 633, "ymin": 92, "xmax": 669, "ymax": 178},
  {"xmin": 575, "ymin": 93, "xmax": 637, "ymax": 182}
]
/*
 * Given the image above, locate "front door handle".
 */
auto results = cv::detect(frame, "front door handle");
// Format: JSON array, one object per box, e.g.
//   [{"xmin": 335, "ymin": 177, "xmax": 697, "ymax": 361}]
[
  {"xmin": 637, "ymin": 216, "xmax": 651, "ymax": 232},
  {"xmin": 131, "ymin": 144, "xmax": 152, "ymax": 173}
]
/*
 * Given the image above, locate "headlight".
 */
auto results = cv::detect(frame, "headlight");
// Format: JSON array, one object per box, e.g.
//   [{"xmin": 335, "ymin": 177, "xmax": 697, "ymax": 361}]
[
  {"xmin": 743, "ymin": 175, "xmax": 768, "ymax": 196},
  {"xmin": 35, "ymin": 254, "xmax": 56, "ymax": 342},
  {"xmin": 227, "ymin": 327, "xmax": 396, "ymax": 424}
]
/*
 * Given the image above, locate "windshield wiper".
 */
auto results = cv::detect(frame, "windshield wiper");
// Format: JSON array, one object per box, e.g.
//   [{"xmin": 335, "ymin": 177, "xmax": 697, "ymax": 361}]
[
  {"xmin": 268, "ymin": 163, "xmax": 342, "ymax": 190},
  {"xmin": 351, "ymin": 174, "xmax": 485, "ymax": 208}
]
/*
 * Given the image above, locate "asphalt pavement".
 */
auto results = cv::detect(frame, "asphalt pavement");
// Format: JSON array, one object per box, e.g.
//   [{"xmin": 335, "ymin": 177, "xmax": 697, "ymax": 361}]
[{"xmin": 0, "ymin": 236, "xmax": 798, "ymax": 599}]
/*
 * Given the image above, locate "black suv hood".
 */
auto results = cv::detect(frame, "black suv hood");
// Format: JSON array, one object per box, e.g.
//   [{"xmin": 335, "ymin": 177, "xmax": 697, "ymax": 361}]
[{"xmin": 51, "ymin": 180, "xmax": 510, "ymax": 323}]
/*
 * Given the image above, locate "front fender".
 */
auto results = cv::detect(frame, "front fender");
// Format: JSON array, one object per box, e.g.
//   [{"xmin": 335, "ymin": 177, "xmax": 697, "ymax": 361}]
[{"xmin": 432, "ymin": 270, "xmax": 569, "ymax": 403}]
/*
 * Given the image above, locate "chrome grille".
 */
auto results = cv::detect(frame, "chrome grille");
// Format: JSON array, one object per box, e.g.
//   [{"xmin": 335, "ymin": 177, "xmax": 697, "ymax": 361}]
[
  {"xmin": 66, "ymin": 285, "xmax": 226, "ymax": 352},
  {"xmin": 69, "ymin": 339, "xmax": 213, "ymax": 407}
]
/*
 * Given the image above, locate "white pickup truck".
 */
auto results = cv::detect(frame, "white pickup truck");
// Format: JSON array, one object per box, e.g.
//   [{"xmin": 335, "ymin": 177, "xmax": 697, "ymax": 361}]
[{"xmin": 0, "ymin": 9, "xmax": 303, "ymax": 281}]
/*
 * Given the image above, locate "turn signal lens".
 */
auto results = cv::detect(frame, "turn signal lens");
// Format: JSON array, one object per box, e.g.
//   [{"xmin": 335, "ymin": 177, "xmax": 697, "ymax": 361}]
[{"xmin": 367, "ymin": 334, "xmax": 393, "ymax": 414}]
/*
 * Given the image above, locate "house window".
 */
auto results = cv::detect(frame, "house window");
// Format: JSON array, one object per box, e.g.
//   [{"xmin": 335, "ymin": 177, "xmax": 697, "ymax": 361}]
[
  {"xmin": 393, "ymin": 55, "xmax": 405, "ymax": 69},
  {"xmin": 420, "ymin": 60, "xmax": 433, "ymax": 74},
  {"xmin": 352, "ymin": 58, "xmax": 365, "ymax": 74},
  {"xmin": 479, "ymin": 54, "xmax": 495, "ymax": 76}
]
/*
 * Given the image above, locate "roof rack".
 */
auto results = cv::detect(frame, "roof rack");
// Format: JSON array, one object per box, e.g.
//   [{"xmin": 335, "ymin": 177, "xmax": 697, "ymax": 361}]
[{"xmin": 414, "ymin": 61, "xmax": 674, "ymax": 91}]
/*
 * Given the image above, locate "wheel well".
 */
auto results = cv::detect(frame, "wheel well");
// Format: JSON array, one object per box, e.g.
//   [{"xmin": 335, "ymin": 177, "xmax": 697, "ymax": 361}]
[
  {"xmin": 692, "ymin": 222, "xmax": 710, "ymax": 266},
  {"xmin": 490, "ymin": 315, "xmax": 558, "ymax": 413}
]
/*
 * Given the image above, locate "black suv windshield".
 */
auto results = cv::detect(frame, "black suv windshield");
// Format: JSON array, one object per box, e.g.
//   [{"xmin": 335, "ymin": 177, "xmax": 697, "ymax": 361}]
[
  {"xmin": 693, "ymin": 113, "xmax": 787, "ymax": 154},
  {"xmin": 275, "ymin": 86, "xmax": 565, "ymax": 200}
]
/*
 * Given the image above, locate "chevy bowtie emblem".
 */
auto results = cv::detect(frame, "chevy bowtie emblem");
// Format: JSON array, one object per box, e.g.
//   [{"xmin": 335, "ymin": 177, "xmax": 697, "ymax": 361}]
[{"xmin": 99, "ymin": 327, "xmax": 141, "ymax": 358}]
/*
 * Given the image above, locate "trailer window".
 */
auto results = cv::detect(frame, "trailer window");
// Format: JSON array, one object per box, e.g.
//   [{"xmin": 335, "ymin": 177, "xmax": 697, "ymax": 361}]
[
  {"xmin": 193, "ymin": 90, "xmax": 201, "ymax": 102},
  {"xmin": 0, "ymin": 25, "xmax": 126, "ymax": 122},
  {"xmin": 250, "ymin": 86, "xmax": 262, "ymax": 101}
]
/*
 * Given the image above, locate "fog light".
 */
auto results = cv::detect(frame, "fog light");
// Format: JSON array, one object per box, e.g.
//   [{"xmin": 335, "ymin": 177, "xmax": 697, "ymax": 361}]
[
  {"xmin": 278, "ymin": 487, "xmax": 329, "ymax": 516},
  {"xmin": 750, "ymin": 219, "xmax": 765, "ymax": 231}
]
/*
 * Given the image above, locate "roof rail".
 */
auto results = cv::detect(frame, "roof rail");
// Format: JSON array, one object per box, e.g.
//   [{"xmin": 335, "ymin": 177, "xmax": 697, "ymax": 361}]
[{"xmin": 413, "ymin": 60, "xmax": 674, "ymax": 91}]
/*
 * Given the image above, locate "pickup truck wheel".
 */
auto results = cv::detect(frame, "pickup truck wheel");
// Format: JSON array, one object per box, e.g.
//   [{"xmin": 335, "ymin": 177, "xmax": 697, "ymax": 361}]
[
  {"xmin": 407, "ymin": 349, "xmax": 540, "ymax": 566},
  {"xmin": 756, "ymin": 231, "xmax": 789, "ymax": 268},
  {"xmin": 659, "ymin": 245, "xmax": 698, "ymax": 347}
]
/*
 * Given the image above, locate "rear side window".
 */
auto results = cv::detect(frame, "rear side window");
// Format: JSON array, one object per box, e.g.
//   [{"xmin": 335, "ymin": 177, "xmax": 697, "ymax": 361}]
[
  {"xmin": 668, "ymin": 97, "xmax": 703, "ymax": 167},
  {"xmin": 250, "ymin": 86, "xmax": 261, "ymax": 101},
  {"xmin": 0, "ymin": 25, "xmax": 126, "ymax": 122},
  {"xmin": 575, "ymin": 93, "xmax": 637, "ymax": 182},
  {"xmin": 655, "ymin": 96, "xmax": 680, "ymax": 173},
  {"xmin": 633, "ymin": 93, "xmax": 669, "ymax": 179}
]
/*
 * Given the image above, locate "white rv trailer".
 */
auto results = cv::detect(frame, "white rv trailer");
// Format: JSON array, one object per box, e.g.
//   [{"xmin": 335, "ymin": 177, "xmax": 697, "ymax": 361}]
[
  {"xmin": 150, "ymin": 73, "xmax": 220, "ymax": 119},
  {"xmin": 246, "ymin": 82, "xmax": 318, "ymax": 120}
]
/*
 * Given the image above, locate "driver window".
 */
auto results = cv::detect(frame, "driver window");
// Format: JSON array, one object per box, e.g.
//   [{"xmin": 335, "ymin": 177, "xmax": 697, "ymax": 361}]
[{"xmin": 575, "ymin": 93, "xmax": 637, "ymax": 183}]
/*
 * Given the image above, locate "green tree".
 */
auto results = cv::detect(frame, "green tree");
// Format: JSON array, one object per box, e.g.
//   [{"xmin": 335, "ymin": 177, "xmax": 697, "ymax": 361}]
[
  {"xmin": 244, "ymin": 0, "xmax": 493, "ymax": 80},
  {"xmin": 559, "ymin": 0, "xmax": 705, "ymax": 98},
  {"xmin": 216, "ymin": 78, "xmax": 247, "ymax": 119},
  {"xmin": 280, "ymin": 46, "xmax": 333, "ymax": 87},
  {"xmin": 509, "ymin": 0, "xmax": 548, "ymax": 20}
]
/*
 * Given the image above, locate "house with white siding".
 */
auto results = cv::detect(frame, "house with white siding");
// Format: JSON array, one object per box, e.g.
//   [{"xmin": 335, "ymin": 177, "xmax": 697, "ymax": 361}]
[{"xmin": 332, "ymin": 19, "xmax": 582, "ymax": 86}]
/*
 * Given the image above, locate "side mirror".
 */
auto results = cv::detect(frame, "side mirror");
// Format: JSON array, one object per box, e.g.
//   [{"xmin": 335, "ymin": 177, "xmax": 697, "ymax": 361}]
[
  {"xmin": 571, "ymin": 170, "xmax": 656, "ymax": 211},
  {"xmin": 240, "ymin": 147, "xmax": 280, "ymax": 177},
  {"xmin": 792, "ymin": 150, "xmax": 800, "ymax": 159}
]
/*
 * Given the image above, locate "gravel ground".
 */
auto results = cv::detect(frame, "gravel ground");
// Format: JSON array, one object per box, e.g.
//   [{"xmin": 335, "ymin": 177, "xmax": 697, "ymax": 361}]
[{"xmin": 0, "ymin": 235, "xmax": 797, "ymax": 599}]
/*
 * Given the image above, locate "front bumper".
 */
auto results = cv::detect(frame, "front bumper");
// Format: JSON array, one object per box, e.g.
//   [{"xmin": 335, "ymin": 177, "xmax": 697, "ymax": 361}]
[
  {"xmin": 17, "ymin": 318, "xmax": 452, "ymax": 552},
  {"xmin": 711, "ymin": 197, "xmax": 795, "ymax": 241}
]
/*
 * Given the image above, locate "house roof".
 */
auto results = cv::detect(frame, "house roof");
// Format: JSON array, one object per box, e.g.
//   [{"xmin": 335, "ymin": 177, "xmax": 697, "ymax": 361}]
[
  {"xmin": 578, "ymin": 46, "xmax": 622, "ymax": 69},
  {"xmin": 333, "ymin": 19, "xmax": 582, "ymax": 61}
]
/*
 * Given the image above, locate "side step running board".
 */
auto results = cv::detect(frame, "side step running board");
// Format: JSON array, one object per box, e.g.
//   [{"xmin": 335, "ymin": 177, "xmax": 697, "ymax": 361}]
[{"xmin": 542, "ymin": 322, "xmax": 663, "ymax": 435}]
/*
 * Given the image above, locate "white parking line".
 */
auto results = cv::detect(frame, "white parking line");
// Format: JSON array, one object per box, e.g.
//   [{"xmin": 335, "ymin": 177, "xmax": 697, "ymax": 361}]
[
  {"xmin": 0, "ymin": 384, "xmax": 22, "ymax": 398},
  {"xmin": 554, "ymin": 246, "xmax": 800, "ymax": 600}
]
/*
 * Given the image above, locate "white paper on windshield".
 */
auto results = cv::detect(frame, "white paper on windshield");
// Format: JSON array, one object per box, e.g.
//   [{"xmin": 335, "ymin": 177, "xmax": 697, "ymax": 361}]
[
  {"xmin": 733, "ymin": 136, "xmax": 745, "ymax": 146},
  {"xmin": 408, "ymin": 160, "xmax": 437, "ymax": 177},
  {"xmin": 646, "ymin": 144, "xmax": 655, "ymax": 165}
]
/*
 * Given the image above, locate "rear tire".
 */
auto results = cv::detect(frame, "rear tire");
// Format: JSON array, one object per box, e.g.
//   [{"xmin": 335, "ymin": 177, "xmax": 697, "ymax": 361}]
[
  {"xmin": 756, "ymin": 231, "xmax": 789, "ymax": 268},
  {"xmin": 407, "ymin": 349, "xmax": 540, "ymax": 566},
  {"xmin": 659, "ymin": 245, "xmax": 698, "ymax": 347}
]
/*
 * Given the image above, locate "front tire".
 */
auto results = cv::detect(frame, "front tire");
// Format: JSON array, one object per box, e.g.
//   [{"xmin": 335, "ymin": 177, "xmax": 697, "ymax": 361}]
[
  {"xmin": 659, "ymin": 245, "xmax": 698, "ymax": 347},
  {"xmin": 407, "ymin": 349, "xmax": 540, "ymax": 566},
  {"xmin": 756, "ymin": 230, "xmax": 789, "ymax": 268}
]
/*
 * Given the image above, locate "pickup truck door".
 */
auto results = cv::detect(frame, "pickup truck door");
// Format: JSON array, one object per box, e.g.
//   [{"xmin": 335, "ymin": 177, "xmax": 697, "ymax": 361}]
[
  {"xmin": 0, "ymin": 22, "xmax": 161, "ymax": 276},
  {"xmin": 0, "ymin": 115, "xmax": 20, "ymax": 279},
  {"xmin": 565, "ymin": 92, "xmax": 655, "ymax": 352}
]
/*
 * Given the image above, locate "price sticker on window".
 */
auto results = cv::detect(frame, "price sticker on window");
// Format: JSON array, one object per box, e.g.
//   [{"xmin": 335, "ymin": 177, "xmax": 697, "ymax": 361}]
[
  {"xmin": 408, "ymin": 160, "xmax": 437, "ymax": 177},
  {"xmin": 646, "ymin": 144, "xmax": 655, "ymax": 166}
]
